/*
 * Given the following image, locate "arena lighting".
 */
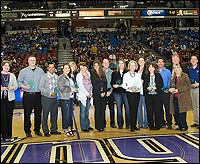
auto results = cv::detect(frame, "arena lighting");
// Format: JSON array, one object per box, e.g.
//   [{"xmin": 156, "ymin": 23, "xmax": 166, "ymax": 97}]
[
  {"xmin": 83, "ymin": 16, "xmax": 105, "ymax": 19},
  {"xmin": 19, "ymin": 18, "xmax": 42, "ymax": 21},
  {"xmin": 141, "ymin": 16, "xmax": 165, "ymax": 18},
  {"xmin": 55, "ymin": 13, "xmax": 70, "ymax": 17}
]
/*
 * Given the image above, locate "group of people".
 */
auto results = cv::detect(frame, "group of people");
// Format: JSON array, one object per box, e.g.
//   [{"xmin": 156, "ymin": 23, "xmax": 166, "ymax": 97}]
[{"xmin": 1, "ymin": 53, "xmax": 199, "ymax": 141}]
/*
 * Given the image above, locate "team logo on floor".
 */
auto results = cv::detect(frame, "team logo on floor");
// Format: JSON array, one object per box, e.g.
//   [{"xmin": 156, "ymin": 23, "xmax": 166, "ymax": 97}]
[{"xmin": 1, "ymin": 133, "xmax": 199, "ymax": 163}]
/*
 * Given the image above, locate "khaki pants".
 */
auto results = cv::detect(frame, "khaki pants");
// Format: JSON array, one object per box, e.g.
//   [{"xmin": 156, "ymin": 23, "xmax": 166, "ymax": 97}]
[{"xmin": 190, "ymin": 88, "xmax": 199, "ymax": 125}]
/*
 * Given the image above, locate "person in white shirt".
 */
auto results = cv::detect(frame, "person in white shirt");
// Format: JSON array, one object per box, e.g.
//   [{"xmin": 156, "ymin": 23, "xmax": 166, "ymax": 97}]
[
  {"xmin": 76, "ymin": 62, "xmax": 94, "ymax": 132},
  {"xmin": 122, "ymin": 60, "xmax": 142, "ymax": 132}
]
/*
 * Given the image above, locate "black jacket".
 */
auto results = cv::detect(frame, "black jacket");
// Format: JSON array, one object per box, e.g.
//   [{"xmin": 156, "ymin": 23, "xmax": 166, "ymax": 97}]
[
  {"xmin": 111, "ymin": 70, "xmax": 127, "ymax": 94},
  {"xmin": 142, "ymin": 72, "xmax": 164, "ymax": 96},
  {"xmin": 91, "ymin": 70, "xmax": 107, "ymax": 102}
]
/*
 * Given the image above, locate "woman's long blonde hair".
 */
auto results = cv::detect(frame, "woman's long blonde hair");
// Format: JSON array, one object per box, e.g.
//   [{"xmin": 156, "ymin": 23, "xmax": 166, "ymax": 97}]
[{"xmin": 171, "ymin": 63, "xmax": 183, "ymax": 79}]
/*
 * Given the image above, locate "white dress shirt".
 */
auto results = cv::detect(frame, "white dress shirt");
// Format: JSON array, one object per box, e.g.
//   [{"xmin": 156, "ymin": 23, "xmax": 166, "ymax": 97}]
[{"xmin": 122, "ymin": 71, "xmax": 142, "ymax": 93}]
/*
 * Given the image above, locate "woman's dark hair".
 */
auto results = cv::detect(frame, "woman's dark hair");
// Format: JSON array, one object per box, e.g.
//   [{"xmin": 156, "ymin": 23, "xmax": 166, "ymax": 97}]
[
  {"xmin": 136, "ymin": 56, "xmax": 146, "ymax": 72},
  {"xmin": 62, "ymin": 63, "xmax": 72, "ymax": 78},
  {"xmin": 92, "ymin": 60, "xmax": 106, "ymax": 80},
  {"xmin": 144, "ymin": 62, "xmax": 159, "ymax": 75}
]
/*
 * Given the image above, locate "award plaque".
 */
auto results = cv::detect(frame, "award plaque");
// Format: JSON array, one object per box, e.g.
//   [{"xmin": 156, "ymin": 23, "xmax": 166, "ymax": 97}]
[
  {"xmin": 190, "ymin": 79, "xmax": 195, "ymax": 84},
  {"xmin": 171, "ymin": 84, "xmax": 176, "ymax": 88},
  {"xmin": 72, "ymin": 83, "xmax": 79, "ymax": 93},
  {"xmin": 116, "ymin": 79, "xmax": 122, "ymax": 85},
  {"xmin": 54, "ymin": 87, "xmax": 58, "ymax": 94},
  {"xmin": 148, "ymin": 82, "xmax": 156, "ymax": 95},
  {"xmin": 28, "ymin": 80, "xmax": 35, "ymax": 89}
]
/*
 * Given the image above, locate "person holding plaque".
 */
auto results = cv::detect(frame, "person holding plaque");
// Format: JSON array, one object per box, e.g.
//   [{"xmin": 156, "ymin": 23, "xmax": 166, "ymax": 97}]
[
  {"xmin": 167, "ymin": 54, "xmax": 188, "ymax": 128},
  {"xmin": 168, "ymin": 64, "xmax": 192, "ymax": 131},
  {"xmin": 111, "ymin": 59, "xmax": 130, "ymax": 129},
  {"xmin": 91, "ymin": 60, "xmax": 107, "ymax": 132},
  {"xmin": 39, "ymin": 63, "xmax": 61, "ymax": 137},
  {"xmin": 137, "ymin": 57, "xmax": 148, "ymax": 129},
  {"xmin": 18, "ymin": 55, "xmax": 44, "ymax": 137},
  {"xmin": 157, "ymin": 57, "xmax": 172, "ymax": 130},
  {"xmin": 102, "ymin": 58, "xmax": 116, "ymax": 128},
  {"xmin": 142, "ymin": 62, "xmax": 164, "ymax": 130},
  {"xmin": 57, "ymin": 64, "xmax": 78, "ymax": 137},
  {"xmin": 122, "ymin": 60, "xmax": 142, "ymax": 132},
  {"xmin": 76, "ymin": 62, "xmax": 93, "ymax": 132},
  {"xmin": 1, "ymin": 60, "xmax": 18, "ymax": 141}
]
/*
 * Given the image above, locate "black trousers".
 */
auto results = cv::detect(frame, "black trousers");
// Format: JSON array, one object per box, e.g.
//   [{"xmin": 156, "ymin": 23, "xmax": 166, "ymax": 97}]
[
  {"xmin": 94, "ymin": 95, "xmax": 106, "ymax": 130},
  {"xmin": 1, "ymin": 97, "xmax": 15, "ymax": 139},
  {"xmin": 145, "ymin": 94, "xmax": 162, "ymax": 129},
  {"xmin": 160, "ymin": 91, "xmax": 172, "ymax": 126},
  {"xmin": 173, "ymin": 97, "xmax": 188, "ymax": 129},
  {"xmin": 106, "ymin": 93, "xmax": 115, "ymax": 126},
  {"xmin": 22, "ymin": 92, "xmax": 42, "ymax": 134},
  {"xmin": 127, "ymin": 92, "xmax": 140, "ymax": 130}
]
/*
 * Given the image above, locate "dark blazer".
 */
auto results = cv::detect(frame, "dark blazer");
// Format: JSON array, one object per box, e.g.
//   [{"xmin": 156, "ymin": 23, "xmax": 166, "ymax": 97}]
[
  {"xmin": 91, "ymin": 70, "xmax": 107, "ymax": 104},
  {"xmin": 111, "ymin": 70, "xmax": 127, "ymax": 94},
  {"xmin": 142, "ymin": 72, "xmax": 164, "ymax": 96}
]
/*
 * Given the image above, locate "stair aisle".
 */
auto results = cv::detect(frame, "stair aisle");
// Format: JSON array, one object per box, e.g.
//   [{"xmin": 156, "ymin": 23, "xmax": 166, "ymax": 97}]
[{"xmin": 57, "ymin": 37, "xmax": 73, "ymax": 72}]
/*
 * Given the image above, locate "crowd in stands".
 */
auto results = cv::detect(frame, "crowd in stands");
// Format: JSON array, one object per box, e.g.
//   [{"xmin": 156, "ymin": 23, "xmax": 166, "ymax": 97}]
[
  {"xmin": 2, "ymin": 1, "xmax": 198, "ymax": 10},
  {"xmin": 1, "ymin": 28, "xmax": 58, "ymax": 77},
  {"xmin": 1, "ymin": 25, "xmax": 199, "ymax": 78},
  {"xmin": 70, "ymin": 29, "xmax": 157, "ymax": 69},
  {"xmin": 2, "ymin": 1, "xmax": 57, "ymax": 10},
  {"xmin": 134, "ymin": 27, "xmax": 199, "ymax": 66}
]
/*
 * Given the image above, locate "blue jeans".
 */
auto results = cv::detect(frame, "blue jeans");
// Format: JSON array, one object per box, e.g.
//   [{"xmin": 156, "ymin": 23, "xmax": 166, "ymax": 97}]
[
  {"xmin": 60, "ymin": 98, "xmax": 74, "ymax": 130},
  {"xmin": 137, "ymin": 95, "xmax": 148, "ymax": 127},
  {"xmin": 79, "ymin": 98, "xmax": 91, "ymax": 130},
  {"xmin": 113, "ymin": 92, "xmax": 130, "ymax": 128}
]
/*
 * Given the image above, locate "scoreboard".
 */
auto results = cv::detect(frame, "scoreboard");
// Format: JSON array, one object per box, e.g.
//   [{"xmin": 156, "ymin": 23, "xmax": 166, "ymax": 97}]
[
  {"xmin": 1, "ymin": 8, "xmax": 199, "ymax": 21},
  {"xmin": 140, "ymin": 9, "xmax": 198, "ymax": 18},
  {"xmin": 167, "ymin": 9, "xmax": 198, "ymax": 16}
]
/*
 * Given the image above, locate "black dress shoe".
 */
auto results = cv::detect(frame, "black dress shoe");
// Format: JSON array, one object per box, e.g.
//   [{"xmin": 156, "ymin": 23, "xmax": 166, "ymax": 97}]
[
  {"xmin": 118, "ymin": 126, "xmax": 123, "ymax": 129},
  {"xmin": 26, "ymin": 133, "xmax": 32, "ymax": 138},
  {"xmin": 154, "ymin": 127, "xmax": 160, "ymax": 130},
  {"xmin": 191, "ymin": 123, "xmax": 198, "ymax": 127},
  {"xmin": 88, "ymin": 126, "xmax": 94, "ymax": 130},
  {"xmin": 50, "ymin": 131, "xmax": 61, "ymax": 135},
  {"xmin": 160, "ymin": 124, "xmax": 166, "ymax": 128},
  {"xmin": 98, "ymin": 129, "xmax": 104, "ymax": 132},
  {"xmin": 167, "ymin": 126, "xmax": 172, "ymax": 130},
  {"xmin": 130, "ymin": 128, "xmax": 135, "ymax": 132},
  {"xmin": 175, "ymin": 127, "xmax": 181, "ymax": 130},
  {"xmin": 35, "ymin": 131, "xmax": 42, "ymax": 136},
  {"xmin": 82, "ymin": 129, "xmax": 89, "ymax": 132},
  {"xmin": 5, "ymin": 137, "xmax": 18, "ymax": 142},
  {"xmin": 111, "ymin": 124, "xmax": 117, "ymax": 128},
  {"xmin": 180, "ymin": 127, "xmax": 188, "ymax": 131},
  {"xmin": 45, "ymin": 133, "xmax": 50, "ymax": 137},
  {"xmin": 134, "ymin": 127, "xmax": 140, "ymax": 130}
]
